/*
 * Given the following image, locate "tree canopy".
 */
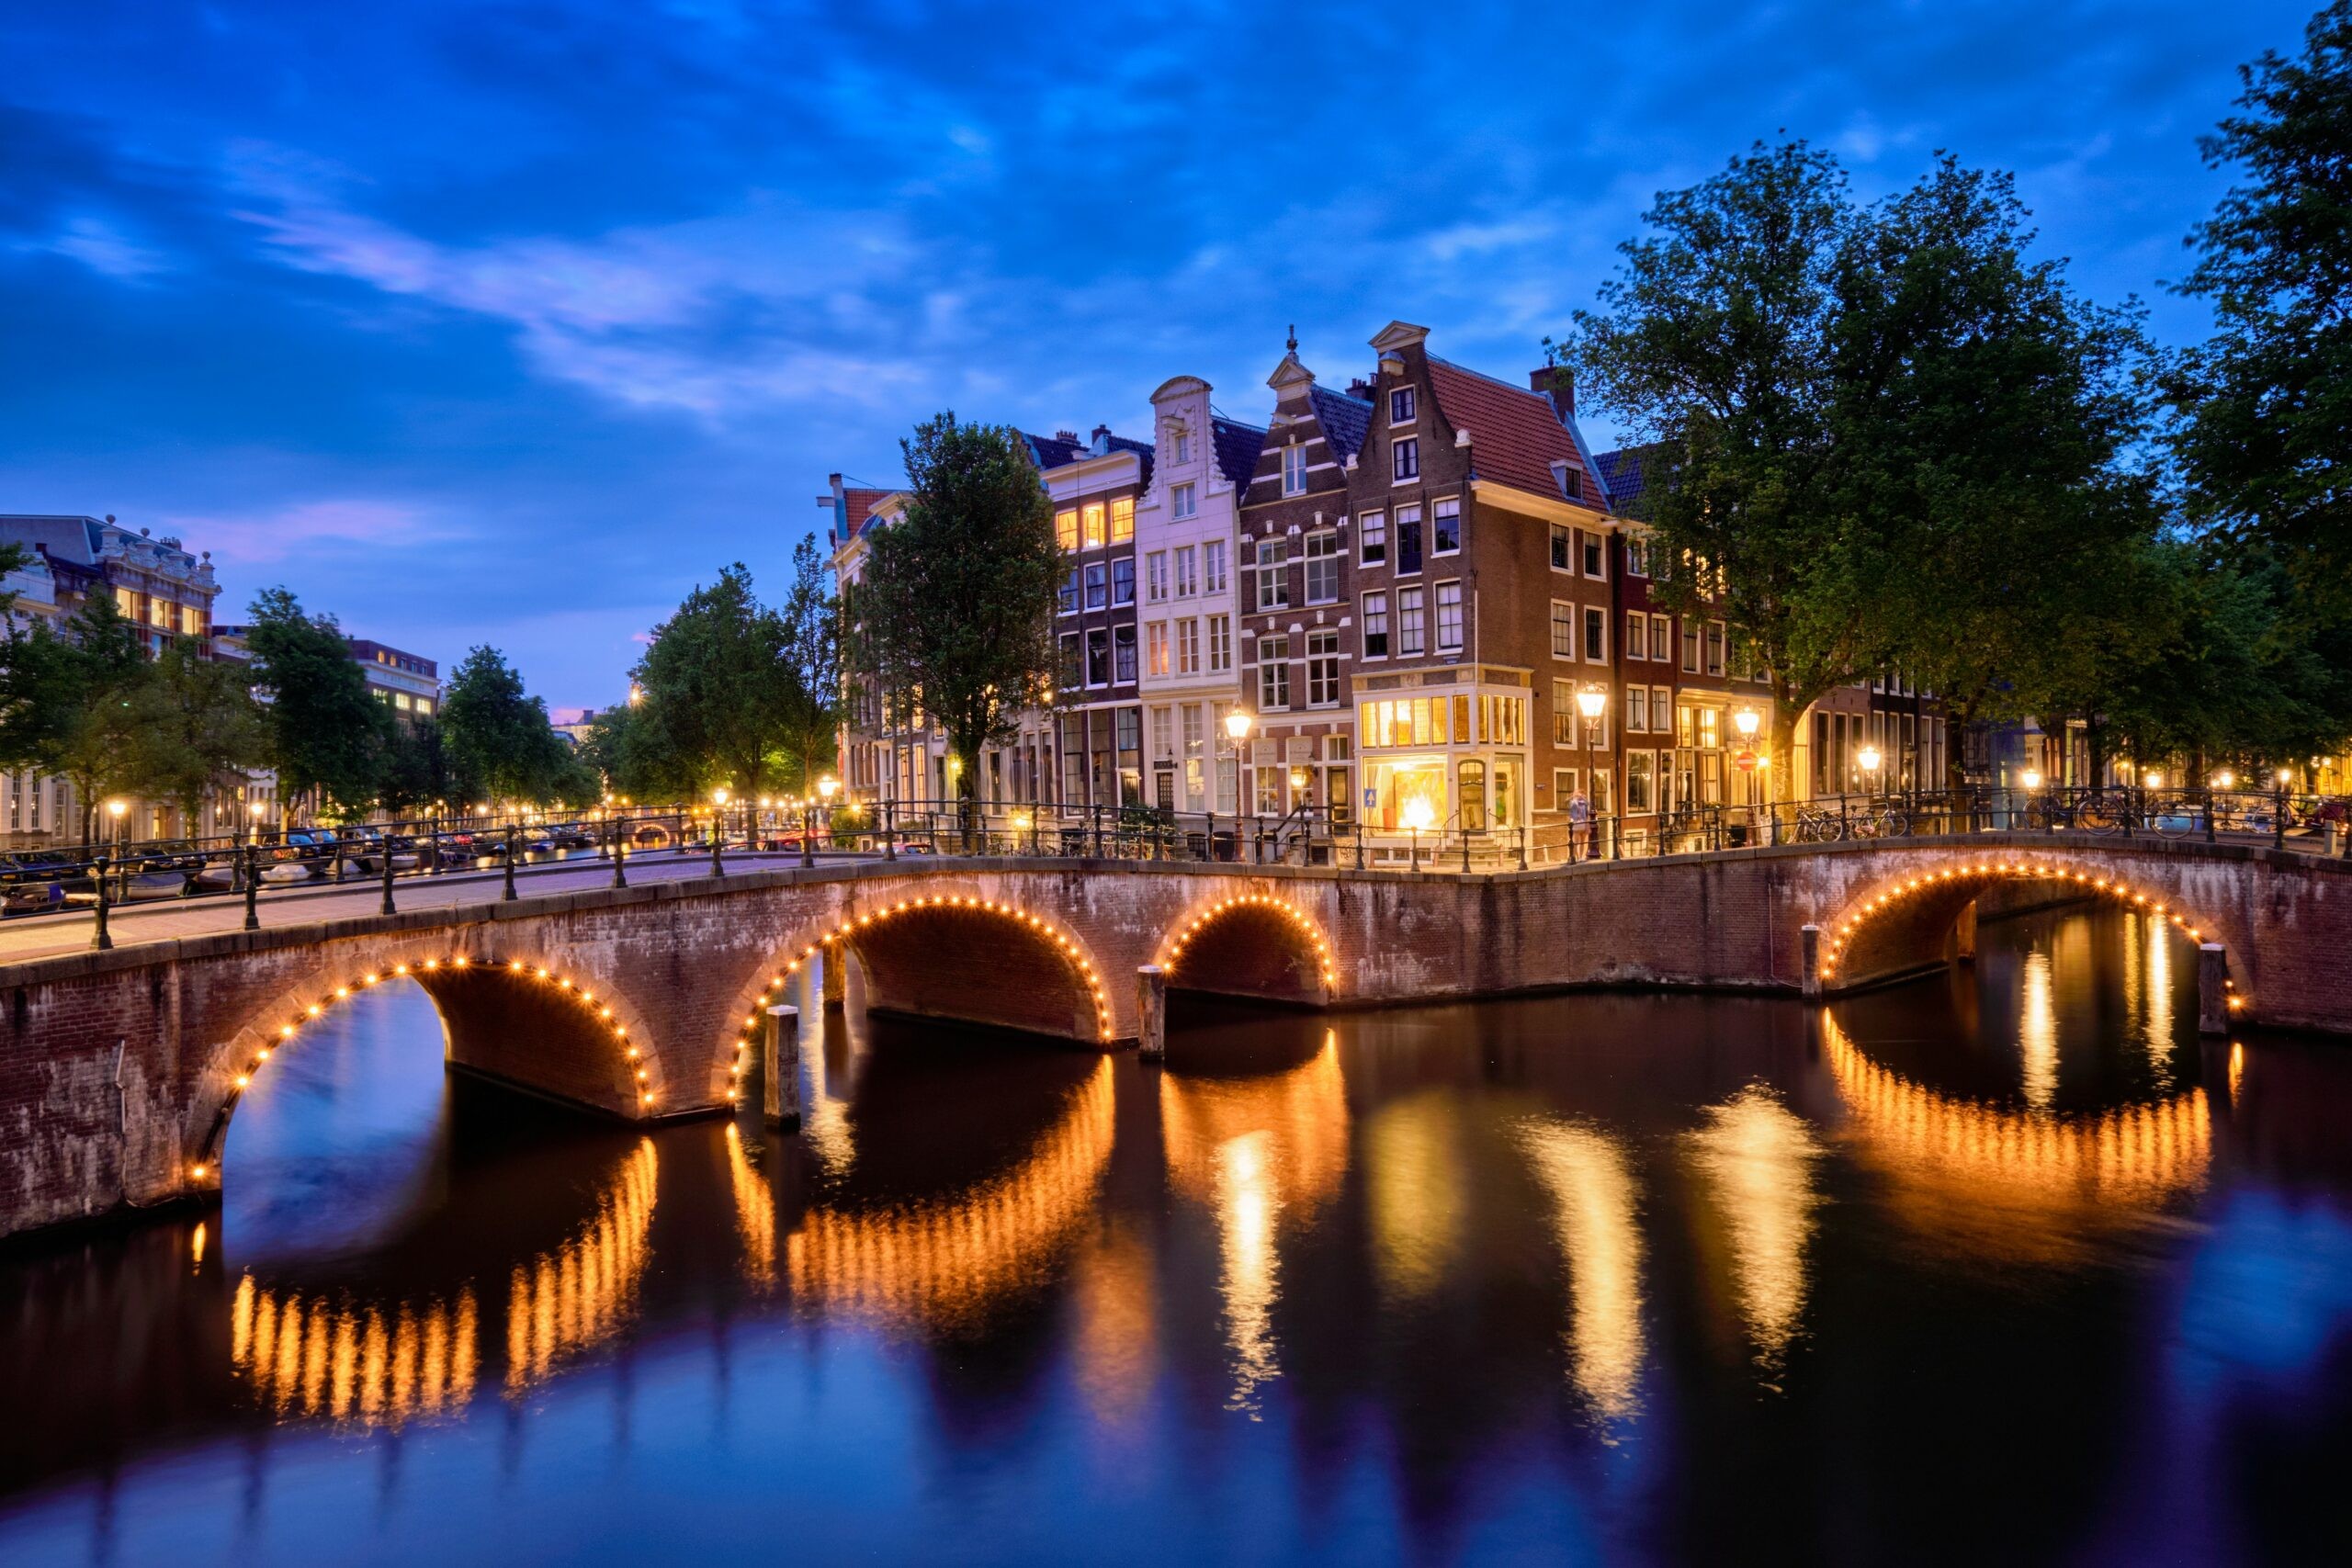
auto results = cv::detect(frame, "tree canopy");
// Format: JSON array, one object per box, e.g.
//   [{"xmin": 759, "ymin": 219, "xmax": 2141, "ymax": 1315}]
[
  {"xmin": 2165, "ymin": 0, "xmax": 2352, "ymax": 610},
  {"xmin": 1562, "ymin": 141, "xmax": 2166, "ymax": 790},
  {"xmin": 243, "ymin": 587, "xmax": 389, "ymax": 822},
  {"xmin": 439, "ymin": 645, "xmax": 594, "ymax": 807},
  {"xmin": 628, "ymin": 563, "xmax": 800, "ymax": 800},
  {"xmin": 853, "ymin": 413, "xmax": 1060, "ymax": 810}
]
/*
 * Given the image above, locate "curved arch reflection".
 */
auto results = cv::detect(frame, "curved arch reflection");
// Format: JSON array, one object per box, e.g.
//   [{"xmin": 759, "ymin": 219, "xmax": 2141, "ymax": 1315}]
[
  {"xmin": 228, "ymin": 1138, "xmax": 658, "ymax": 1426},
  {"xmin": 782, "ymin": 1057, "xmax": 1116, "ymax": 1329},
  {"xmin": 1159, "ymin": 1032, "xmax": 1351, "ymax": 1413},
  {"xmin": 1822, "ymin": 1012, "xmax": 2212, "ymax": 1258}
]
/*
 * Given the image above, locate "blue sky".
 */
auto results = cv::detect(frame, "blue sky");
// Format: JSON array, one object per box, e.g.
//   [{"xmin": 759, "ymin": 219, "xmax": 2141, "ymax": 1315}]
[{"xmin": 0, "ymin": 0, "xmax": 2313, "ymax": 710}]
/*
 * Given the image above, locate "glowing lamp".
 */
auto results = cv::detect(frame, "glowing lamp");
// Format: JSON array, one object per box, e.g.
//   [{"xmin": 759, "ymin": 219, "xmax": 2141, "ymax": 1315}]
[
  {"xmin": 2020, "ymin": 769, "xmax": 2041, "ymax": 790},
  {"xmin": 1224, "ymin": 709, "xmax": 1253, "ymax": 742},
  {"xmin": 1857, "ymin": 746, "xmax": 1882, "ymax": 773},
  {"xmin": 1401, "ymin": 796, "xmax": 1437, "ymax": 832},
  {"xmin": 1575, "ymin": 686, "xmax": 1607, "ymax": 720},
  {"xmin": 1733, "ymin": 706, "xmax": 1761, "ymax": 738}
]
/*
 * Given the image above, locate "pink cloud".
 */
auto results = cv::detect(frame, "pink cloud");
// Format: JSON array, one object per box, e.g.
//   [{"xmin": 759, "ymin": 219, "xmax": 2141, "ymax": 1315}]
[{"xmin": 153, "ymin": 498, "xmax": 455, "ymax": 567}]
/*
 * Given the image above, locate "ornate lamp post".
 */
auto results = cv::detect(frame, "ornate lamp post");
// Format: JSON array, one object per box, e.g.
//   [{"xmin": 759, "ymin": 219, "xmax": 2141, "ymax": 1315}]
[
  {"xmin": 1857, "ymin": 744, "xmax": 1883, "ymax": 798},
  {"xmin": 1575, "ymin": 685, "xmax": 1609, "ymax": 857},
  {"xmin": 710, "ymin": 786, "xmax": 729, "ymax": 876}
]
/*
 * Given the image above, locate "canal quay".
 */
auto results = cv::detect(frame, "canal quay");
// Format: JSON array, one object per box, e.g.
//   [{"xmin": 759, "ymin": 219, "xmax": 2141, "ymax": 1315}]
[{"xmin": 3, "ymin": 889, "xmax": 2350, "ymax": 1564}]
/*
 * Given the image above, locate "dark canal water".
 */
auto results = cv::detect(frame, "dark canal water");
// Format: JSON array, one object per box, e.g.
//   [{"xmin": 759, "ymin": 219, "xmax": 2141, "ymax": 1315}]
[{"xmin": 5, "ymin": 905, "xmax": 2351, "ymax": 1565}]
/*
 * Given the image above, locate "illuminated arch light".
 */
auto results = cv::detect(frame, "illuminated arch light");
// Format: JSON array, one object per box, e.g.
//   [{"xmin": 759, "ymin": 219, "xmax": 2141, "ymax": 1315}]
[
  {"xmin": 1158, "ymin": 892, "xmax": 1338, "ymax": 993},
  {"xmin": 736, "ymin": 897, "xmax": 1118, "ymax": 1067},
  {"xmin": 193, "ymin": 951, "xmax": 648, "ymax": 1179},
  {"xmin": 1817, "ymin": 858, "xmax": 2217, "ymax": 986}
]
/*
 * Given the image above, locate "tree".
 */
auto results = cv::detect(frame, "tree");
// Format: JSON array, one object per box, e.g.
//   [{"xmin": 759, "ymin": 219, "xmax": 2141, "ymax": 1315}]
[
  {"xmin": 439, "ymin": 645, "xmax": 587, "ymax": 807},
  {"xmin": 1563, "ymin": 141, "xmax": 2161, "ymax": 795},
  {"xmin": 629, "ymin": 564, "xmax": 797, "ymax": 800},
  {"xmin": 0, "ymin": 594, "xmax": 148, "ymax": 841},
  {"xmin": 379, "ymin": 713, "xmax": 456, "ymax": 814},
  {"xmin": 122, "ymin": 637, "xmax": 269, "ymax": 829},
  {"xmin": 243, "ymin": 588, "xmax": 388, "ymax": 823},
  {"xmin": 2165, "ymin": 1, "xmax": 2352, "ymax": 609},
  {"xmin": 776, "ymin": 533, "xmax": 842, "ymax": 794},
  {"xmin": 854, "ymin": 414, "xmax": 1059, "ymax": 829}
]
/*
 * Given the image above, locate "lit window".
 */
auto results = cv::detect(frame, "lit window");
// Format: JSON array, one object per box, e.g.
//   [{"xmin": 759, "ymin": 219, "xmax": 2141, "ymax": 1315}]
[
  {"xmin": 1147, "ymin": 621, "xmax": 1170, "ymax": 678},
  {"xmin": 1083, "ymin": 504, "xmax": 1106, "ymax": 547},
  {"xmin": 1056, "ymin": 509, "xmax": 1080, "ymax": 550},
  {"xmin": 1111, "ymin": 497, "xmax": 1135, "ymax": 543}
]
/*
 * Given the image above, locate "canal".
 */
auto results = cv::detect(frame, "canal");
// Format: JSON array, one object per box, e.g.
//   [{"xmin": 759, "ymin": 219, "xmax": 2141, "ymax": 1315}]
[{"xmin": 3, "ymin": 903, "xmax": 2348, "ymax": 1564}]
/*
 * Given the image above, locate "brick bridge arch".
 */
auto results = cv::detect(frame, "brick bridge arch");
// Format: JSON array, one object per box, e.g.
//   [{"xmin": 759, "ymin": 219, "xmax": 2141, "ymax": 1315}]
[
  {"xmin": 1811, "ymin": 848, "xmax": 2247, "ymax": 1000},
  {"xmin": 1155, "ymin": 891, "xmax": 1336, "ymax": 1008},
  {"xmin": 191, "ymin": 936, "xmax": 666, "ymax": 1179}
]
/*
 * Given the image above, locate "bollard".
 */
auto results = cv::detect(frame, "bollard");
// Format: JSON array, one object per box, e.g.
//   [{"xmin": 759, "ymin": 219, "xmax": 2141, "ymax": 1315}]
[
  {"xmin": 1136, "ymin": 964, "xmax": 1167, "ymax": 1063},
  {"xmin": 711, "ymin": 817, "xmax": 726, "ymax": 877},
  {"xmin": 763, "ymin": 1004, "xmax": 802, "ymax": 1130},
  {"xmin": 2198, "ymin": 943, "xmax": 2231, "ymax": 1036},
  {"xmin": 1800, "ymin": 923, "xmax": 1822, "ymax": 999},
  {"xmin": 91, "ymin": 854, "xmax": 113, "ymax": 952},
  {"xmin": 380, "ymin": 833, "xmax": 397, "ymax": 916},
  {"xmin": 502, "ymin": 827, "xmax": 519, "ymax": 901},
  {"xmin": 612, "ymin": 818, "xmax": 628, "ymax": 889},
  {"xmin": 243, "ymin": 845, "xmax": 261, "ymax": 931}
]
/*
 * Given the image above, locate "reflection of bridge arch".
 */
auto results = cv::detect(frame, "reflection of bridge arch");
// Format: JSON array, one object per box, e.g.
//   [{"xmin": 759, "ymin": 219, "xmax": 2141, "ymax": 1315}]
[
  {"xmin": 1820, "ymin": 1012, "xmax": 2211, "ymax": 1252},
  {"xmin": 198, "ymin": 953, "xmax": 662, "ymax": 1183},
  {"xmin": 1818, "ymin": 857, "xmax": 2224, "ymax": 994},
  {"xmin": 227, "ymin": 1137, "xmax": 658, "ymax": 1426},
  {"xmin": 773, "ymin": 1056, "xmax": 1115, "ymax": 1327},
  {"xmin": 1157, "ymin": 894, "xmax": 1336, "ymax": 1007}
]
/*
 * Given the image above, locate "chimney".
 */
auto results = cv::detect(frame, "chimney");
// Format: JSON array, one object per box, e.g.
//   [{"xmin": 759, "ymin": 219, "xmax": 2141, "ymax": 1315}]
[
  {"xmin": 1091, "ymin": 423, "xmax": 1113, "ymax": 456},
  {"xmin": 1054, "ymin": 429, "xmax": 1080, "ymax": 446},
  {"xmin": 1346, "ymin": 377, "xmax": 1374, "ymax": 400},
  {"xmin": 1531, "ymin": 366, "xmax": 1575, "ymax": 419}
]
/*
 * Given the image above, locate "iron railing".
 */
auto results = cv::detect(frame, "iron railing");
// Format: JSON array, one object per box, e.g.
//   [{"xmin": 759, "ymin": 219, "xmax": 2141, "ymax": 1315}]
[{"xmin": 6, "ymin": 786, "xmax": 2346, "ymax": 950}]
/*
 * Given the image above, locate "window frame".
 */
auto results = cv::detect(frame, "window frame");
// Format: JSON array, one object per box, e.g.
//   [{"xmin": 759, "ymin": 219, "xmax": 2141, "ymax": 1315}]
[
  {"xmin": 1257, "ymin": 634, "xmax": 1292, "ymax": 711},
  {"xmin": 1389, "ymin": 386, "xmax": 1416, "ymax": 425},
  {"xmin": 1359, "ymin": 511, "xmax": 1386, "ymax": 567},
  {"xmin": 1361, "ymin": 590, "xmax": 1390, "ymax": 660},
  {"xmin": 1391, "ymin": 435, "xmax": 1419, "ymax": 484},
  {"xmin": 1304, "ymin": 528, "xmax": 1340, "ymax": 604},
  {"xmin": 1435, "ymin": 580, "xmax": 1464, "ymax": 652},
  {"xmin": 1432, "ymin": 497, "xmax": 1461, "ymax": 556}
]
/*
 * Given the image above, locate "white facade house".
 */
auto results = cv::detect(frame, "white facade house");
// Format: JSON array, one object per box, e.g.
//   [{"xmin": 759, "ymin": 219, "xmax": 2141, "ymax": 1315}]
[{"xmin": 1133, "ymin": 377, "xmax": 1262, "ymax": 814}]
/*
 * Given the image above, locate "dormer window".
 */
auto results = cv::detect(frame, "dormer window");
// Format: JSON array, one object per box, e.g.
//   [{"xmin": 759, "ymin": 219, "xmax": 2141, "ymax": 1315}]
[
  {"xmin": 1390, "ymin": 387, "xmax": 1416, "ymax": 424},
  {"xmin": 1282, "ymin": 444, "xmax": 1307, "ymax": 496}
]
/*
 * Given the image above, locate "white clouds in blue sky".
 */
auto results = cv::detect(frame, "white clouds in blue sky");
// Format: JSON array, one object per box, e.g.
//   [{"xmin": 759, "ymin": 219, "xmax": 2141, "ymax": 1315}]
[{"xmin": 0, "ymin": 0, "xmax": 2312, "ymax": 701}]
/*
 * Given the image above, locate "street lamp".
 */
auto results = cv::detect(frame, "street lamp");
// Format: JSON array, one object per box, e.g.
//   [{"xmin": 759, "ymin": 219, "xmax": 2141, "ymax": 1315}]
[
  {"xmin": 2020, "ymin": 769, "xmax": 2042, "ymax": 791},
  {"xmin": 1857, "ymin": 745, "xmax": 1883, "ymax": 796},
  {"xmin": 1224, "ymin": 708, "xmax": 1253, "ymax": 744},
  {"xmin": 2143, "ymin": 770, "xmax": 2164, "ymax": 789},
  {"xmin": 107, "ymin": 797, "xmax": 128, "ymax": 848},
  {"xmin": 1733, "ymin": 706, "xmax": 1761, "ymax": 740},
  {"xmin": 628, "ymin": 682, "xmax": 644, "ymax": 707},
  {"xmin": 2212, "ymin": 770, "xmax": 2234, "ymax": 790}
]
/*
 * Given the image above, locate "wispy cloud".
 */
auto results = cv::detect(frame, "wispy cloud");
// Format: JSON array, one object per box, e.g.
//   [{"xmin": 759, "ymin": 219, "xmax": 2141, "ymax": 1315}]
[{"xmin": 153, "ymin": 498, "xmax": 461, "ymax": 568}]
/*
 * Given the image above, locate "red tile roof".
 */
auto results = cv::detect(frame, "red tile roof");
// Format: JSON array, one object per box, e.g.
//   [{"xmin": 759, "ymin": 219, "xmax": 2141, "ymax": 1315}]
[
  {"xmin": 840, "ymin": 487, "xmax": 891, "ymax": 538},
  {"xmin": 1425, "ymin": 357, "xmax": 1588, "ymax": 506}
]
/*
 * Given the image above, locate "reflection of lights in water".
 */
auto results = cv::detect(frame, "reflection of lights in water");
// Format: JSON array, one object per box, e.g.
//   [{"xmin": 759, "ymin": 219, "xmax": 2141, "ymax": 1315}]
[
  {"xmin": 1367, "ymin": 1095, "xmax": 1464, "ymax": 1303},
  {"xmin": 1216, "ymin": 1132, "xmax": 1280, "ymax": 1414},
  {"xmin": 229, "ymin": 1138, "xmax": 657, "ymax": 1427},
  {"xmin": 1521, "ymin": 1121, "xmax": 1645, "ymax": 1427},
  {"xmin": 2229, "ymin": 1042, "xmax": 2245, "ymax": 1101},
  {"xmin": 801, "ymin": 963, "xmax": 858, "ymax": 1177},
  {"xmin": 1823, "ymin": 1013, "xmax": 2211, "ymax": 1262},
  {"xmin": 786, "ymin": 1058, "xmax": 1114, "ymax": 1330},
  {"xmin": 1686, "ymin": 1085, "xmax": 1823, "ymax": 1372},
  {"xmin": 2143, "ymin": 916, "xmax": 2176, "ymax": 1089},
  {"xmin": 725, "ymin": 1123, "xmax": 777, "ymax": 1288},
  {"xmin": 232, "ymin": 1276, "xmax": 480, "ymax": 1426},
  {"xmin": 505, "ymin": 1139, "xmax": 659, "ymax": 1393},
  {"xmin": 2021, "ymin": 950, "xmax": 2059, "ymax": 1113},
  {"xmin": 1069, "ymin": 1229, "xmax": 1156, "ymax": 1425},
  {"xmin": 1159, "ymin": 1033, "xmax": 1349, "ymax": 1413}
]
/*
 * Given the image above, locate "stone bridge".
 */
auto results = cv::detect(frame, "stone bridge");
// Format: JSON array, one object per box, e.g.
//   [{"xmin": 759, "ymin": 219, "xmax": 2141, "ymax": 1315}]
[{"xmin": 2, "ymin": 833, "xmax": 2345, "ymax": 1240}]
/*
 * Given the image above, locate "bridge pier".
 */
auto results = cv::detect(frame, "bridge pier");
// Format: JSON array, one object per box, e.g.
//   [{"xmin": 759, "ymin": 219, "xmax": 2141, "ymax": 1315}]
[
  {"xmin": 1801, "ymin": 924, "xmax": 1822, "ymax": 999},
  {"xmin": 2198, "ymin": 943, "xmax": 2230, "ymax": 1037},
  {"xmin": 1953, "ymin": 899, "xmax": 1978, "ymax": 964},
  {"xmin": 763, "ymin": 1004, "xmax": 802, "ymax": 1130},
  {"xmin": 821, "ymin": 951, "xmax": 846, "ymax": 1009},
  {"xmin": 1136, "ymin": 965, "xmax": 1166, "ymax": 1062}
]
